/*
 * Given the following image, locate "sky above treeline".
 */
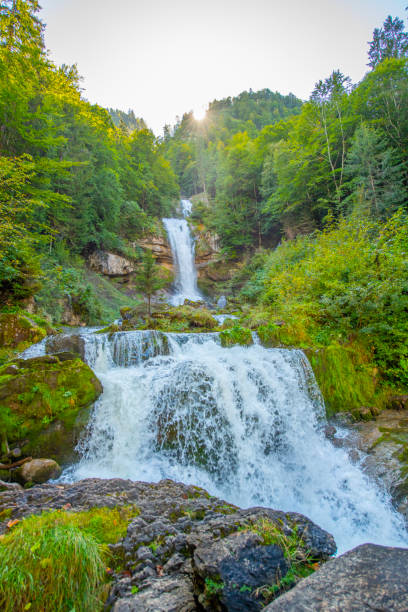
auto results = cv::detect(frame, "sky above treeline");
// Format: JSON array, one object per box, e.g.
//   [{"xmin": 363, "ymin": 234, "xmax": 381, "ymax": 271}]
[{"xmin": 40, "ymin": 0, "xmax": 407, "ymax": 135}]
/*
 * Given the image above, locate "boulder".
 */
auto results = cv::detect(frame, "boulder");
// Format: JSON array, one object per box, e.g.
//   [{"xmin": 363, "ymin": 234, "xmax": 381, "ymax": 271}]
[
  {"xmin": 89, "ymin": 250, "xmax": 135, "ymax": 276},
  {"xmin": 194, "ymin": 530, "xmax": 288, "ymax": 611},
  {"xmin": 264, "ymin": 543, "xmax": 408, "ymax": 611},
  {"xmin": 45, "ymin": 334, "xmax": 86, "ymax": 360},
  {"xmin": 18, "ymin": 458, "xmax": 61, "ymax": 484},
  {"xmin": 388, "ymin": 394, "xmax": 408, "ymax": 410},
  {"xmin": 0, "ymin": 354, "xmax": 102, "ymax": 464}
]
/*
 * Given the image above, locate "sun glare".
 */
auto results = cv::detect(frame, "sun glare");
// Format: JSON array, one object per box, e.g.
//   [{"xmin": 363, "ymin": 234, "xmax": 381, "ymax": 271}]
[{"xmin": 193, "ymin": 107, "xmax": 207, "ymax": 121}]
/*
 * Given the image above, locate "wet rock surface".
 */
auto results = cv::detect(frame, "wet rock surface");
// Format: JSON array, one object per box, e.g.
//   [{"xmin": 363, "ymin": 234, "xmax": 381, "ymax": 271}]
[
  {"xmin": 0, "ymin": 478, "xmax": 336, "ymax": 611},
  {"xmin": 45, "ymin": 333, "xmax": 86, "ymax": 360},
  {"xmin": 264, "ymin": 543, "xmax": 408, "ymax": 611}
]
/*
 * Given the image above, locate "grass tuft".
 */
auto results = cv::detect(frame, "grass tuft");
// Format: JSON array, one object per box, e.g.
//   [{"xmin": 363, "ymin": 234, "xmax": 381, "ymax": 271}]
[{"xmin": 0, "ymin": 506, "xmax": 139, "ymax": 612}]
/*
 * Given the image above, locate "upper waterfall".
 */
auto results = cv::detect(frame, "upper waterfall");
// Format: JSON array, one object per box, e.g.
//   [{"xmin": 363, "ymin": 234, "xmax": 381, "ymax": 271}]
[{"xmin": 163, "ymin": 198, "xmax": 202, "ymax": 306}]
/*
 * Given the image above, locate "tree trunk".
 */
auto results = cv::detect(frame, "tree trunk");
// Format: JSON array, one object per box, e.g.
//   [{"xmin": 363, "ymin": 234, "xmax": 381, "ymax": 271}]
[{"xmin": 1, "ymin": 431, "xmax": 10, "ymax": 456}]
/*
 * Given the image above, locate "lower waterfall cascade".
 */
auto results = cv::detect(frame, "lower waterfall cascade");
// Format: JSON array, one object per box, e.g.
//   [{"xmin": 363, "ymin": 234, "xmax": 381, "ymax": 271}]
[{"xmin": 61, "ymin": 328, "xmax": 408, "ymax": 554}]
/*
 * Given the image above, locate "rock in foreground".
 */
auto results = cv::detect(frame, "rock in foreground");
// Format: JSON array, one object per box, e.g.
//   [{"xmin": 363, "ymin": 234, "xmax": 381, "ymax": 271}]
[
  {"xmin": 0, "ymin": 478, "xmax": 336, "ymax": 611},
  {"xmin": 265, "ymin": 543, "xmax": 408, "ymax": 611}
]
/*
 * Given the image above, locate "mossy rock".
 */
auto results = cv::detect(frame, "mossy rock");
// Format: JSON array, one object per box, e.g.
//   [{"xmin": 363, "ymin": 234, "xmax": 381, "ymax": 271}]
[
  {"xmin": 0, "ymin": 312, "xmax": 55, "ymax": 366},
  {"xmin": 135, "ymin": 305, "xmax": 220, "ymax": 333},
  {"xmin": 0, "ymin": 354, "xmax": 102, "ymax": 464},
  {"xmin": 220, "ymin": 325, "xmax": 253, "ymax": 347}
]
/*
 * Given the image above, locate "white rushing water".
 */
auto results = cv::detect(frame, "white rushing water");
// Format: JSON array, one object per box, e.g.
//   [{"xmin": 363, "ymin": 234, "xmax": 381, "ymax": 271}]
[
  {"xmin": 163, "ymin": 199, "xmax": 202, "ymax": 306},
  {"xmin": 180, "ymin": 198, "xmax": 192, "ymax": 217},
  {"xmin": 63, "ymin": 329, "xmax": 408, "ymax": 553}
]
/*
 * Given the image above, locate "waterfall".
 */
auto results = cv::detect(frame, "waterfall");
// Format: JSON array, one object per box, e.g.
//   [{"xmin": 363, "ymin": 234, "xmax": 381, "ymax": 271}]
[
  {"xmin": 163, "ymin": 198, "xmax": 202, "ymax": 306},
  {"xmin": 63, "ymin": 329, "xmax": 407, "ymax": 553}
]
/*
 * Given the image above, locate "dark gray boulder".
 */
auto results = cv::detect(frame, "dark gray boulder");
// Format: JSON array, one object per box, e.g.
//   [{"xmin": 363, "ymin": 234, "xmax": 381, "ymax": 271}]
[
  {"xmin": 265, "ymin": 543, "xmax": 408, "ymax": 611},
  {"xmin": 113, "ymin": 575, "xmax": 196, "ymax": 611},
  {"xmin": 194, "ymin": 530, "xmax": 288, "ymax": 611}
]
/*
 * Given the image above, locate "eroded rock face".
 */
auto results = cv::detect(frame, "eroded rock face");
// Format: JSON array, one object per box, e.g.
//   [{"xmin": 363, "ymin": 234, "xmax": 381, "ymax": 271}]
[
  {"xmin": 332, "ymin": 410, "xmax": 408, "ymax": 522},
  {"xmin": 0, "ymin": 478, "xmax": 336, "ymax": 611},
  {"xmin": 89, "ymin": 251, "xmax": 136, "ymax": 276},
  {"xmin": 264, "ymin": 543, "xmax": 408, "ymax": 611},
  {"xmin": 136, "ymin": 236, "xmax": 174, "ymax": 270}
]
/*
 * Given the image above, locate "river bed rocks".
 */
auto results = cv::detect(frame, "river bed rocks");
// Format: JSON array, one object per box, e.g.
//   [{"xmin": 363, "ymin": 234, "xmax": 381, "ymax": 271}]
[{"xmin": 0, "ymin": 478, "xmax": 336, "ymax": 611}]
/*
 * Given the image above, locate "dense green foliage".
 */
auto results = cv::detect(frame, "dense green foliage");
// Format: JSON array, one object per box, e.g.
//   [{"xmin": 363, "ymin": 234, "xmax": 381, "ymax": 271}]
[
  {"xmin": 0, "ymin": 0, "xmax": 178, "ymax": 316},
  {"xmin": 241, "ymin": 209, "xmax": 408, "ymax": 409},
  {"xmin": 1, "ymin": 2, "xmax": 407, "ymax": 406}
]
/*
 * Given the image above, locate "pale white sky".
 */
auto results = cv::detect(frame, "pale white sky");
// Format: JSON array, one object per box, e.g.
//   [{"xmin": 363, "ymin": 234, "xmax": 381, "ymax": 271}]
[{"xmin": 39, "ymin": 0, "xmax": 407, "ymax": 134}]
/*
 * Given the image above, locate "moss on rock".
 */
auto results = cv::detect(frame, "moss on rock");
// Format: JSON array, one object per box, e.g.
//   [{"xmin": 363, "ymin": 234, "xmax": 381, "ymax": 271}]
[
  {"xmin": 220, "ymin": 325, "xmax": 253, "ymax": 348},
  {"xmin": 0, "ymin": 312, "xmax": 54, "ymax": 365},
  {"xmin": 0, "ymin": 354, "xmax": 102, "ymax": 463}
]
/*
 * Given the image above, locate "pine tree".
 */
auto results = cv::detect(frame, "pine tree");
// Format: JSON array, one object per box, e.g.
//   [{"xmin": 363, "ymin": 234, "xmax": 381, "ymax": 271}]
[
  {"xmin": 134, "ymin": 250, "xmax": 167, "ymax": 316},
  {"xmin": 368, "ymin": 15, "xmax": 408, "ymax": 68}
]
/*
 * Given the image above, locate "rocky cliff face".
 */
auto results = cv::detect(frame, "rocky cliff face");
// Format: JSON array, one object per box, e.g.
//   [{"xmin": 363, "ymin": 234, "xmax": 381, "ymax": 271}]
[
  {"xmin": 135, "ymin": 236, "xmax": 174, "ymax": 271},
  {"xmin": 89, "ymin": 251, "xmax": 136, "ymax": 276}
]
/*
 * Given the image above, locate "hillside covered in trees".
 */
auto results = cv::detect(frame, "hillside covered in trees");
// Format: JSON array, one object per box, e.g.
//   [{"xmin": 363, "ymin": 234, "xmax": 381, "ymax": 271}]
[{"xmin": 0, "ymin": 0, "xmax": 179, "ymax": 322}]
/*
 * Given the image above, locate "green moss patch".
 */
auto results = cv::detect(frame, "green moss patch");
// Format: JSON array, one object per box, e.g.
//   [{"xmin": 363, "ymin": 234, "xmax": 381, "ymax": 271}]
[
  {"xmin": 244, "ymin": 518, "xmax": 320, "ymax": 602},
  {"xmin": 306, "ymin": 343, "xmax": 379, "ymax": 416}
]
